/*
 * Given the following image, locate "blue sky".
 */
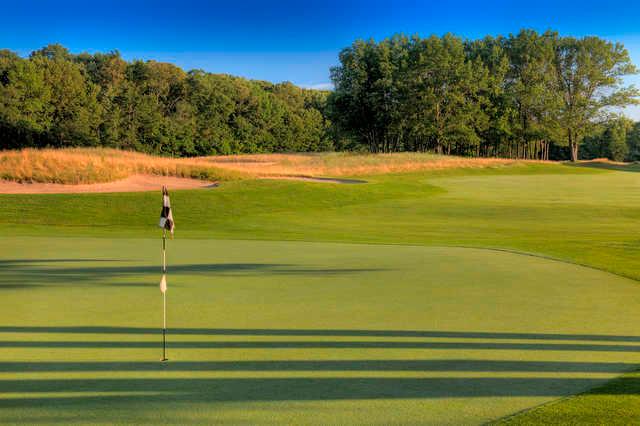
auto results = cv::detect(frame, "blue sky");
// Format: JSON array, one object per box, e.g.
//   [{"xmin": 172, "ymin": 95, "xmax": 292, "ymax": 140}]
[{"xmin": 3, "ymin": 0, "xmax": 640, "ymax": 118}]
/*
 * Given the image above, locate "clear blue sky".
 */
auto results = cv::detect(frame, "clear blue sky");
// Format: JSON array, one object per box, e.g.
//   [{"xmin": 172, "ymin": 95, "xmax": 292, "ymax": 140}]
[{"xmin": 3, "ymin": 0, "xmax": 640, "ymax": 118}]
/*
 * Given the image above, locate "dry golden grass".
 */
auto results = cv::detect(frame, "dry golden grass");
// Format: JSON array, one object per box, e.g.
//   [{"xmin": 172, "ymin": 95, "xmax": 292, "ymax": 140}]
[
  {"xmin": 0, "ymin": 148, "xmax": 248, "ymax": 184},
  {"xmin": 578, "ymin": 158, "xmax": 631, "ymax": 166},
  {"xmin": 0, "ymin": 148, "xmax": 546, "ymax": 185},
  {"xmin": 200, "ymin": 152, "xmax": 543, "ymax": 177}
]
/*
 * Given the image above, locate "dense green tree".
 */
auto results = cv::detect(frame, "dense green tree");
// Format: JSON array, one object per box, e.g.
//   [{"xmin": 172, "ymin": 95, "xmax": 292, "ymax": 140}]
[
  {"xmin": 30, "ymin": 43, "xmax": 73, "ymax": 62},
  {"xmin": 0, "ymin": 46, "xmax": 332, "ymax": 155},
  {"xmin": 627, "ymin": 121, "xmax": 640, "ymax": 161},
  {"xmin": 579, "ymin": 116, "xmax": 634, "ymax": 161},
  {"xmin": 31, "ymin": 53, "xmax": 101, "ymax": 146},
  {"xmin": 0, "ymin": 50, "xmax": 51, "ymax": 148},
  {"xmin": 328, "ymin": 37, "xmax": 406, "ymax": 153},
  {"xmin": 405, "ymin": 34, "xmax": 488, "ymax": 155},
  {"xmin": 465, "ymin": 36, "xmax": 514, "ymax": 157},
  {"xmin": 555, "ymin": 37, "xmax": 638, "ymax": 161},
  {"xmin": 606, "ymin": 118, "xmax": 630, "ymax": 161},
  {"xmin": 329, "ymin": 31, "xmax": 638, "ymax": 159},
  {"xmin": 503, "ymin": 30, "xmax": 562, "ymax": 159}
]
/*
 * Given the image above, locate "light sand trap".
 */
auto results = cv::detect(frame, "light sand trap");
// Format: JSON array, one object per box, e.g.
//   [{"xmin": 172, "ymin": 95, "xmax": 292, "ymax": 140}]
[
  {"xmin": 0, "ymin": 174, "xmax": 364, "ymax": 194},
  {"xmin": 0, "ymin": 175, "xmax": 219, "ymax": 194}
]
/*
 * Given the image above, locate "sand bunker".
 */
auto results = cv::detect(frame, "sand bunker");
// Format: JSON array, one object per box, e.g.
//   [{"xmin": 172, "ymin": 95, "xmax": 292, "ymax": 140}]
[
  {"xmin": 0, "ymin": 174, "xmax": 364, "ymax": 194},
  {"xmin": 0, "ymin": 175, "xmax": 219, "ymax": 194}
]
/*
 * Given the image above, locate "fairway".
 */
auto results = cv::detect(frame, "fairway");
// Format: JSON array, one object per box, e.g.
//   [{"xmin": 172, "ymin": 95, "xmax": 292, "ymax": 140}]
[{"xmin": 2, "ymin": 236, "xmax": 640, "ymax": 424}]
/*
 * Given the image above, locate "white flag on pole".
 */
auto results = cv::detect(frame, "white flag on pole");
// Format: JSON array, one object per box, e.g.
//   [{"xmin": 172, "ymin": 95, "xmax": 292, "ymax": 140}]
[{"xmin": 160, "ymin": 274, "xmax": 167, "ymax": 293}]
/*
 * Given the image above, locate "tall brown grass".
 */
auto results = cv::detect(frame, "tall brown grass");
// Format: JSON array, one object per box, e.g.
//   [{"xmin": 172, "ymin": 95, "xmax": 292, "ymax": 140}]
[
  {"xmin": 0, "ymin": 148, "xmax": 545, "ymax": 184},
  {"xmin": 200, "ymin": 152, "xmax": 543, "ymax": 177},
  {"xmin": 0, "ymin": 148, "xmax": 248, "ymax": 184}
]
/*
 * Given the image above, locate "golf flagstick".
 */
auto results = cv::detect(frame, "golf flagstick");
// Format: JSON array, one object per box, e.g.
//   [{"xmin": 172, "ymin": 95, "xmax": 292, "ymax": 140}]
[
  {"xmin": 161, "ymin": 228, "xmax": 167, "ymax": 361},
  {"xmin": 159, "ymin": 185, "xmax": 174, "ymax": 362}
]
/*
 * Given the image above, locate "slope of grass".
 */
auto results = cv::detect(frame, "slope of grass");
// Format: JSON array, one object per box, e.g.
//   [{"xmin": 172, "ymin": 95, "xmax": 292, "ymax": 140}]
[
  {"xmin": 2, "ymin": 163, "xmax": 638, "ymax": 280},
  {"xmin": 498, "ymin": 370, "xmax": 640, "ymax": 425},
  {"xmin": 2, "ymin": 161, "xmax": 640, "ymax": 423}
]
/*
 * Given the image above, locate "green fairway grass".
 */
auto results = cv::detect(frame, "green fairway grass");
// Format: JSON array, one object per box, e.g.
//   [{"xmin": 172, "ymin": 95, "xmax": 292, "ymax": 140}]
[{"xmin": 2, "ymin": 162, "xmax": 640, "ymax": 424}]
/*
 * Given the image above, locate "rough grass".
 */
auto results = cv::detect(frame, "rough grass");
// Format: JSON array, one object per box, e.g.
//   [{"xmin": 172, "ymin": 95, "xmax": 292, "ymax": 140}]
[
  {"xmin": 0, "ymin": 148, "xmax": 248, "ymax": 184},
  {"xmin": 569, "ymin": 158, "xmax": 640, "ymax": 173},
  {"xmin": 201, "ymin": 151, "xmax": 542, "ymax": 177},
  {"xmin": 0, "ymin": 148, "xmax": 542, "ymax": 184}
]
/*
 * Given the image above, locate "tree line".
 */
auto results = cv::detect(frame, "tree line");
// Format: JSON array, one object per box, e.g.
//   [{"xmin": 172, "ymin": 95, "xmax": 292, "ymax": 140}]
[
  {"xmin": 0, "ymin": 44, "xmax": 332, "ymax": 155},
  {"xmin": 1, "ymin": 31, "xmax": 639, "ymax": 161},
  {"xmin": 581, "ymin": 117, "xmax": 640, "ymax": 161},
  {"xmin": 327, "ymin": 30, "xmax": 639, "ymax": 160}
]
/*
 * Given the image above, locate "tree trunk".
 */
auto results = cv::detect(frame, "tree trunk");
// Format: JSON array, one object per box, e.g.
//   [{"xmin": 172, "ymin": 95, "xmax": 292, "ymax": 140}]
[
  {"xmin": 546, "ymin": 142, "xmax": 550, "ymax": 160},
  {"xmin": 570, "ymin": 143, "xmax": 578, "ymax": 162},
  {"xmin": 568, "ymin": 130, "xmax": 579, "ymax": 162}
]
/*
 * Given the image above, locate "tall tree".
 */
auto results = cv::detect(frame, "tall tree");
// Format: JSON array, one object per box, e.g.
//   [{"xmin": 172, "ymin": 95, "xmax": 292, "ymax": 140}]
[
  {"xmin": 605, "ymin": 117, "xmax": 630, "ymax": 161},
  {"xmin": 406, "ymin": 34, "xmax": 488, "ymax": 155},
  {"xmin": 465, "ymin": 36, "xmax": 514, "ymax": 157},
  {"xmin": 30, "ymin": 53, "xmax": 101, "ymax": 146},
  {"xmin": 0, "ymin": 50, "xmax": 51, "ymax": 148},
  {"xmin": 627, "ymin": 121, "xmax": 640, "ymax": 161},
  {"xmin": 504, "ymin": 30, "xmax": 562, "ymax": 159},
  {"xmin": 329, "ymin": 38, "xmax": 406, "ymax": 152},
  {"xmin": 555, "ymin": 37, "xmax": 638, "ymax": 161}
]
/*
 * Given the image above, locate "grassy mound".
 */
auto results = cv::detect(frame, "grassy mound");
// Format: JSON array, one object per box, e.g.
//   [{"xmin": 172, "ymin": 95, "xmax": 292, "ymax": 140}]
[
  {"xmin": 0, "ymin": 148, "xmax": 248, "ymax": 184},
  {"xmin": 0, "ymin": 148, "xmax": 542, "ymax": 184},
  {"xmin": 201, "ymin": 151, "xmax": 541, "ymax": 177}
]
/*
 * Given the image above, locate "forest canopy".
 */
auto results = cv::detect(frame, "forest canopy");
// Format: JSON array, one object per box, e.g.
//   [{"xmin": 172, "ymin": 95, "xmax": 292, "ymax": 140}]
[
  {"xmin": 328, "ymin": 30, "xmax": 639, "ymax": 160},
  {"xmin": 1, "ymin": 29, "xmax": 639, "ymax": 160},
  {"xmin": 0, "ymin": 44, "xmax": 332, "ymax": 155}
]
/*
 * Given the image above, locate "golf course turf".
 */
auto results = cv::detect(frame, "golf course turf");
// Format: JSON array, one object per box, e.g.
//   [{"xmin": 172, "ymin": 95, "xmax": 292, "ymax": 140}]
[{"xmin": 2, "ymin": 162, "xmax": 640, "ymax": 424}]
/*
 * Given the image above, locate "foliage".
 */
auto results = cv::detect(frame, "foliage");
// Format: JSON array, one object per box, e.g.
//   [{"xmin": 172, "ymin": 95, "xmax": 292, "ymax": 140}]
[
  {"xmin": 1, "ymin": 33, "xmax": 638, "ymax": 162},
  {"xmin": 581, "ymin": 116, "xmax": 634, "ymax": 161},
  {"xmin": 0, "ymin": 45, "xmax": 332, "ymax": 155},
  {"xmin": 626, "ymin": 121, "xmax": 640, "ymax": 160},
  {"xmin": 329, "ymin": 30, "xmax": 638, "ymax": 160}
]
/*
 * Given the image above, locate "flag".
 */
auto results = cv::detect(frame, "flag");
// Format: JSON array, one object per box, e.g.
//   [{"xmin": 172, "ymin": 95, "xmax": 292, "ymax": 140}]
[
  {"xmin": 160, "ymin": 274, "xmax": 167, "ymax": 293},
  {"xmin": 158, "ymin": 186, "xmax": 175, "ymax": 236}
]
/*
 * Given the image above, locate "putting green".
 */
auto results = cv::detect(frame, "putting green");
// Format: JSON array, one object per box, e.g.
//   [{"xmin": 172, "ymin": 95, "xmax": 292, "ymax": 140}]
[{"xmin": 2, "ymin": 237, "xmax": 640, "ymax": 425}]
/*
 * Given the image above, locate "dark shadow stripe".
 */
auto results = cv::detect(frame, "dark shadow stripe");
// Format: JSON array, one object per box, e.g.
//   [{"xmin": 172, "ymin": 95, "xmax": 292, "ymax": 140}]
[
  {"xmin": 3, "ymin": 359, "xmax": 635, "ymax": 373},
  {"xmin": 1, "ymin": 340, "xmax": 639, "ymax": 351},
  {"xmin": 0, "ymin": 377, "xmax": 620, "ymax": 405},
  {"xmin": 1, "ymin": 326, "xmax": 639, "ymax": 343}
]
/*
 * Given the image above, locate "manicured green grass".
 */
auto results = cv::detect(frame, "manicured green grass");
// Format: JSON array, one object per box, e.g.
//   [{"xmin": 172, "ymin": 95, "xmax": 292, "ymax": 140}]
[
  {"xmin": 3, "ymin": 163, "xmax": 640, "ymax": 280},
  {"xmin": 2, "ymin": 238, "xmax": 640, "ymax": 425},
  {"xmin": 2, "ymin": 162, "xmax": 640, "ymax": 424}
]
